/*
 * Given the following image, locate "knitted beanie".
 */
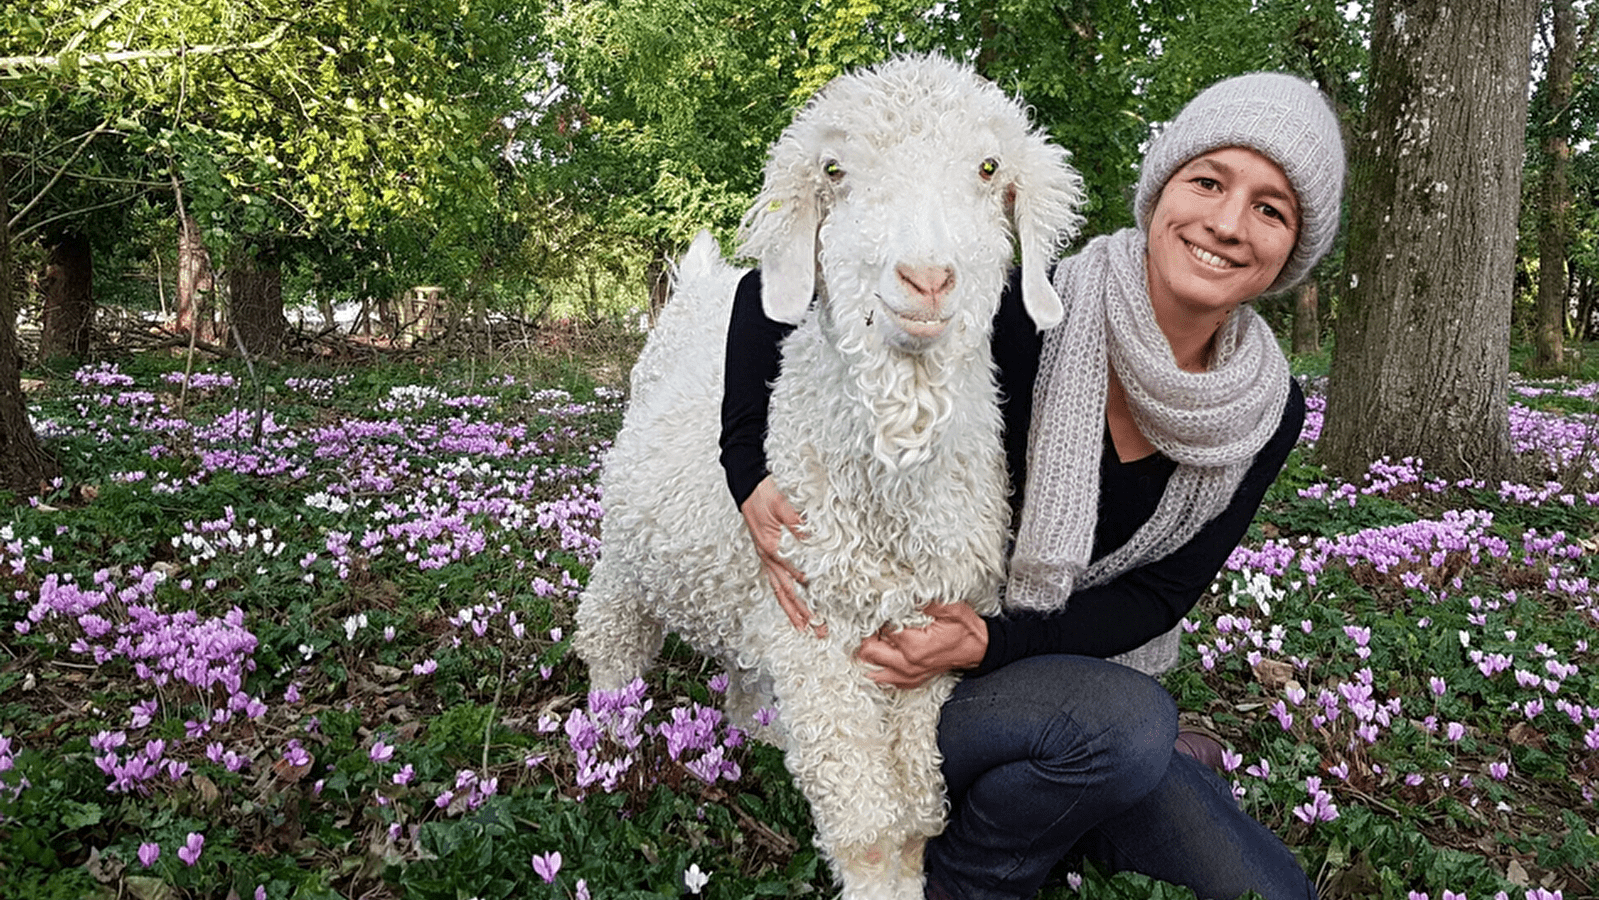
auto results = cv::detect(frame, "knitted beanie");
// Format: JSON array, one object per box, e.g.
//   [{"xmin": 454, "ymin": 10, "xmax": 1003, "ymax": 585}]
[{"xmin": 1134, "ymin": 72, "xmax": 1345, "ymax": 293}]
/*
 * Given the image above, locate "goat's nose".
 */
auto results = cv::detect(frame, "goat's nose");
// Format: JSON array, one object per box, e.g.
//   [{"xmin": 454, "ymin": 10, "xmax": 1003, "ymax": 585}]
[{"xmin": 895, "ymin": 263, "xmax": 956, "ymax": 305}]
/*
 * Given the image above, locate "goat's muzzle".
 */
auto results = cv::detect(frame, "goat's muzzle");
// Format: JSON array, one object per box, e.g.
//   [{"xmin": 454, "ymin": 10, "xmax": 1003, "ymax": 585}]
[{"xmin": 880, "ymin": 263, "xmax": 957, "ymax": 343}]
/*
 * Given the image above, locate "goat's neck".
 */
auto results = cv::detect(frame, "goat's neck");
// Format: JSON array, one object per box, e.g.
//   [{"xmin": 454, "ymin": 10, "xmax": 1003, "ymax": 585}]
[{"xmin": 774, "ymin": 309, "xmax": 998, "ymax": 475}]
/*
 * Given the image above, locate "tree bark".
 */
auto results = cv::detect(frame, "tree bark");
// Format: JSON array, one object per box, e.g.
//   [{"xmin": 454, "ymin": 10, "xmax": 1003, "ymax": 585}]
[
  {"xmin": 228, "ymin": 247, "xmax": 287, "ymax": 358},
  {"xmin": 1320, "ymin": 0, "xmax": 1536, "ymax": 483},
  {"xmin": 1291, "ymin": 282, "xmax": 1320, "ymax": 355},
  {"xmin": 39, "ymin": 231, "xmax": 94, "ymax": 363},
  {"xmin": 0, "ymin": 158, "xmax": 59, "ymax": 496},
  {"xmin": 645, "ymin": 244, "xmax": 671, "ymax": 326},
  {"xmin": 1532, "ymin": 0, "xmax": 1577, "ymax": 372},
  {"xmin": 175, "ymin": 213, "xmax": 216, "ymax": 341}
]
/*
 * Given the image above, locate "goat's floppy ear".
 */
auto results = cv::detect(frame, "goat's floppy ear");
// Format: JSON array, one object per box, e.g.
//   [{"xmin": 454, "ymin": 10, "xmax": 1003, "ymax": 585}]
[
  {"xmin": 1010, "ymin": 143, "xmax": 1086, "ymax": 330},
  {"xmin": 737, "ymin": 139, "xmax": 822, "ymax": 325}
]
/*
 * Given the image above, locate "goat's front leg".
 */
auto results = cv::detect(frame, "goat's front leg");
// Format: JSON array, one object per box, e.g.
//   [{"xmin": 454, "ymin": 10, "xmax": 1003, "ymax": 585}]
[{"xmin": 763, "ymin": 629, "xmax": 921, "ymax": 900}]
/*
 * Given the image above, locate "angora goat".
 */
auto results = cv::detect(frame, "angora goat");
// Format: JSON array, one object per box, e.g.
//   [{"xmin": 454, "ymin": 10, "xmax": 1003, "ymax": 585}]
[{"xmin": 575, "ymin": 54, "xmax": 1084, "ymax": 900}]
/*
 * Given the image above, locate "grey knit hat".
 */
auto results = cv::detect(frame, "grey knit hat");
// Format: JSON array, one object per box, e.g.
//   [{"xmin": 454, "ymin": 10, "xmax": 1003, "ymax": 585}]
[{"xmin": 1134, "ymin": 72, "xmax": 1345, "ymax": 294}]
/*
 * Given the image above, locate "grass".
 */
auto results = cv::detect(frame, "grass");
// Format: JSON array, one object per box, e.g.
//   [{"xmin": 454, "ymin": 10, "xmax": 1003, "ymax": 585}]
[{"xmin": 0, "ymin": 329, "xmax": 1594, "ymax": 900}]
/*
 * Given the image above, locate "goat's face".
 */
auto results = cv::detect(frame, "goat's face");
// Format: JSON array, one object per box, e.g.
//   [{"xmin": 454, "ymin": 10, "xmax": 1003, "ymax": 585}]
[{"xmin": 738, "ymin": 55, "xmax": 1086, "ymax": 350}]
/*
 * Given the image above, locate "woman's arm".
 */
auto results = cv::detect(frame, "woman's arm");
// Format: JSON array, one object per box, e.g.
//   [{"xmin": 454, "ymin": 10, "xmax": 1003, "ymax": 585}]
[
  {"xmin": 720, "ymin": 270, "xmax": 794, "ymax": 507},
  {"xmin": 973, "ymin": 378, "xmax": 1306, "ymax": 675},
  {"xmin": 719, "ymin": 270, "xmax": 816, "ymax": 628}
]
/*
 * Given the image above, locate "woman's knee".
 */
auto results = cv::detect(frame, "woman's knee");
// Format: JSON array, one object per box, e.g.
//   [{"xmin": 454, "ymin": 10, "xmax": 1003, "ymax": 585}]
[{"xmin": 1021, "ymin": 657, "xmax": 1178, "ymax": 791}]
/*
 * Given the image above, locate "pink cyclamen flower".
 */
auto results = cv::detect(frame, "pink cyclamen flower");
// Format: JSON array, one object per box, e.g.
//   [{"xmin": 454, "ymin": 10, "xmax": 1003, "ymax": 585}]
[
  {"xmin": 393, "ymin": 764, "xmax": 414, "ymax": 785},
  {"xmin": 369, "ymin": 740, "xmax": 394, "ymax": 763},
  {"xmin": 177, "ymin": 832, "xmax": 204, "ymax": 866},
  {"xmin": 138, "ymin": 842, "xmax": 160, "ymax": 867},
  {"xmin": 1445, "ymin": 721, "xmax": 1466, "ymax": 742},
  {"xmin": 1490, "ymin": 761, "xmax": 1509, "ymax": 781},
  {"xmin": 532, "ymin": 850, "xmax": 562, "ymax": 883}
]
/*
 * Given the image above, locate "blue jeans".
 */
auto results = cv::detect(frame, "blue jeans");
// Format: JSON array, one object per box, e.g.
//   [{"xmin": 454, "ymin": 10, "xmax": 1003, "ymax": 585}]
[{"xmin": 925, "ymin": 655, "xmax": 1316, "ymax": 900}]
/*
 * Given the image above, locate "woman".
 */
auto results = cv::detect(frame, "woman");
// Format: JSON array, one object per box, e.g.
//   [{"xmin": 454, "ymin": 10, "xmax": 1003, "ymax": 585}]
[{"xmin": 720, "ymin": 72, "xmax": 1343, "ymax": 900}]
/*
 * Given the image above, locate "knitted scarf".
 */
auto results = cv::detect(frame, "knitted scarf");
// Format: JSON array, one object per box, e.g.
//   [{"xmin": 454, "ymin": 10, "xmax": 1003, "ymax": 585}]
[{"xmin": 1006, "ymin": 227, "xmax": 1290, "ymax": 674}]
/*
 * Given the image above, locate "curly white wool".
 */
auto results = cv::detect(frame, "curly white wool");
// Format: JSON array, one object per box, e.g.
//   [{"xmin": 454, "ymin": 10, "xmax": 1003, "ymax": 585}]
[{"xmin": 575, "ymin": 54, "xmax": 1084, "ymax": 900}]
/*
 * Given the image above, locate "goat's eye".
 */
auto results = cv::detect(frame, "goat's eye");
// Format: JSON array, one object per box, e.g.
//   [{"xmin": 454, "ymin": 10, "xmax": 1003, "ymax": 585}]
[
  {"xmin": 979, "ymin": 157, "xmax": 999, "ymax": 181},
  {"xmin": 823, "ymin": 159, "xmax": 845, "ymax": 182}
]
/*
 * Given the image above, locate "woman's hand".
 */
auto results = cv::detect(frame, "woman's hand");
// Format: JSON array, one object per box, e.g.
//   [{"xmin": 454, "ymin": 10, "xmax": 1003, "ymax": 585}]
[
  {"xmin": 858, "ymin": 602, "xmax": 988, "ymax": 689},
  {"xmin": 740, "ymin": 476, "xmax": 822, "ymax": 635}
]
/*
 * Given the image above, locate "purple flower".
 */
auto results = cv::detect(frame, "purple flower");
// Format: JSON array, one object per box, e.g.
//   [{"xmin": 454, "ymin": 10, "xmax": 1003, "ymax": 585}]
[
  {"xmin": 138, "ymin": 842, "xmax": 160, "ymax": 867},
  {"xmin": 283, "ymin": 740, "xmax": 311, "ymax": 768},
  {"xmin": 1489, "ymin": 761, "xmax": 1509, "ymax": 781},
  {"xmin": 393, "ymin": 764, "xmax": 414, "ymax": 785},
  {"xmin": 532, "ymin": 850, "xmax": 562, "ymax": 883},
  {"xmin": 369, "ymin": 739, "xmax": 394, "ymax": 763},
  {"xmin": 177, "ymin": 832, "xmax": 204, "ymax": 866}
]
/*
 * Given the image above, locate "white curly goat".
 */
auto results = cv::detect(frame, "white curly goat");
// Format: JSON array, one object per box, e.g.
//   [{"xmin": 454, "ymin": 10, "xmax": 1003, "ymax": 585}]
[{"xmin": 575, "ymin": 54, "xmax": 1084, "ymax": 900}]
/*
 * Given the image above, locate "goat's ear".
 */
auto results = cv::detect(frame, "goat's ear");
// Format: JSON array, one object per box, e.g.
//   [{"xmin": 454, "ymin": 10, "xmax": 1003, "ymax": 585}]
[
  {"xmin": 737, "ymin": 155, "xmax": 821, "ymax": 325},
  {"xmin": 1010, "ymin": 146, "xmax": 1086, "ymax": 330}
]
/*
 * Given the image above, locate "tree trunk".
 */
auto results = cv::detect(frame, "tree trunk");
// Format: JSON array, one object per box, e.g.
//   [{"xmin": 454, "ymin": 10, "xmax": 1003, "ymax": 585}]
[
  {"xmin": 1291, "ymin": 282, "xmax": 1320, "ymax": 355},
  {"xmin": 228, "ymin": 248, "xmax": 286, "ymax": 358},
  {"xmin": 39, "ymin": 231, "xmax": 94, "ymax": 363},
  {"xmin": 0, "ymin": 158, "xmax": 58, "ymax": 496},
  {"xmin": 176, "ymin": 213, "xmax": 216, "ymax": 341},
  {"xmin": 645, "ymin": 249, "xmax": 671, "ymax": 327},
  {"xmin": 1532, "ymin": 0, "xmax": 1577, "ymax": 372},
  {"xmin": 1320, "ymin": 0, "xmax": 1535, "ymax": 483}
]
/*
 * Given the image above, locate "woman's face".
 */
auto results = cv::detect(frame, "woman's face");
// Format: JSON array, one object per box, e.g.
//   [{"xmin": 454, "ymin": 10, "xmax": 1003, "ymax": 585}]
[{"xmin": 1145, "ymin": 147, "xmax": 1299, "ymax": 324}]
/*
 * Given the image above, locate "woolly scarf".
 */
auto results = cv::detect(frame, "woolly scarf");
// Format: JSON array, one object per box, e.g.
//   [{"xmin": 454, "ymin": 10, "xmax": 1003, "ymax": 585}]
[{"xmin": 1006, "ymin": 227, "xmax": 1290, "ymax": 675}]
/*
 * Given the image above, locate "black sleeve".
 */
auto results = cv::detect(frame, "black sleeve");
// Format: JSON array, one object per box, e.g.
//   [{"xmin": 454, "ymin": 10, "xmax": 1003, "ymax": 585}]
[
  {"xmin": 992, "ymin": 267, "xmax": 1044, "ymax": 516},
  {"xmin": 975, "ymin": 377, "xmax": 1306, "ymax": 674},
  {"xmin": 719, "ymin": 270, "xmax": 797, "ymax": 508}
]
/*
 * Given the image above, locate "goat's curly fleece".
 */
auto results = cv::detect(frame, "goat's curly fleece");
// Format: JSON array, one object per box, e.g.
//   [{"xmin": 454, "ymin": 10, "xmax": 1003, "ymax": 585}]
[{"xmin": 575, "ymin": 55, "xmax": 1084, "ymax": 900}]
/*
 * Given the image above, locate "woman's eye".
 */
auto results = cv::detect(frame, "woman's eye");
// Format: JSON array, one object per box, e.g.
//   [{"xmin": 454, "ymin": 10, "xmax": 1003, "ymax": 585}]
[{"xmin": 1195, "ymin": 176, "xmax": 1220, "ymax": 190}]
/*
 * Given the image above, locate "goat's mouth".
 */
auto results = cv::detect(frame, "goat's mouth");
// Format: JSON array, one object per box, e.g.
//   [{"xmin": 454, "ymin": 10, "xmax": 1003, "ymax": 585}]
[{"xmin": 879, "ymin": 300, "xmax": 953, "ymax": 341}]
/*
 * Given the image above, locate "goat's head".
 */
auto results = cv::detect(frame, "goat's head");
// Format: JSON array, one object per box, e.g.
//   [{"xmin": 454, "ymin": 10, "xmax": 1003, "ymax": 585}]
[{"xmin": 737, "ymin": 55, "xmax": 1085, "ymax": 352}]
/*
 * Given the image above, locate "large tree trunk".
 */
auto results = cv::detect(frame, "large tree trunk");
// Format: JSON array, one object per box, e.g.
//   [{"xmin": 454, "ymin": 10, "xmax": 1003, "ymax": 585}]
[
  {"xmin": 228, "ymin": 247, "xmax": 286, "ymax": 358},
  {"xmin": 1532, "ymin": 0, "xmax": 1577, "ymax": 373},
  {"xmin": 0, "ymin": 159, "xmax": 58, "ymax": 495},
  {"xmin": 175, "ymin": 214, "xmax": 216, "ymax": 341},
  {"xmin": 1291, "ymin": 282, "xmax": 1320, "ymax": 355},
  {"xmin": 39, "ymin": 232, "xmax": 95, "ymax": 363},
  {"xmin": 1320, "ymin": 0, "xmax": 1535, "ymax": 483}
]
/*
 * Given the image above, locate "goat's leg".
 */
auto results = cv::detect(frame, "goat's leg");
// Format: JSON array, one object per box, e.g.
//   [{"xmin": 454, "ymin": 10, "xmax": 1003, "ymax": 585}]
[
  {"xmin": 572, "ymin": 560, "xmax": 663, "ymax": 690},
  {"xmin": 890, "ymin": 674, "xmax": 960, "ymax": 840},
  {"xmin": 874, "ymin": 673, "xmax": 961, "ymax": 898},
  {"xmin": 765, "ymin": 632, "xmax": 921, "ymax": 900}
]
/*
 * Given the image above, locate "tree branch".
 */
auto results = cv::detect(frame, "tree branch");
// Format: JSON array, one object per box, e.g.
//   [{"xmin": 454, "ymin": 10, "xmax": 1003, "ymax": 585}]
[
  {"xmin": 0, "ymin": 22, "xmax": 290, "ymax": 78},
  {"xmin": 6, "ymin": 119, "xmax": 110, "ymax": 232}
]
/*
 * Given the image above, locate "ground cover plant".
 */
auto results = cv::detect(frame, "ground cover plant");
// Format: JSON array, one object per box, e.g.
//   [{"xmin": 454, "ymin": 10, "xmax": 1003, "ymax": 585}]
[{"xmin": 0, "ymin": 337, "xmax": 1594, "ymax": 900}]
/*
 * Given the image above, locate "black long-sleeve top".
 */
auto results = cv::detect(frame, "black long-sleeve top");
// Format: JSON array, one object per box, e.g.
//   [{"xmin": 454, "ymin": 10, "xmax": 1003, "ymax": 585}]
[{"xmin": 718, "ymin": 268, "xmax": 1304, "ymax": 673}]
